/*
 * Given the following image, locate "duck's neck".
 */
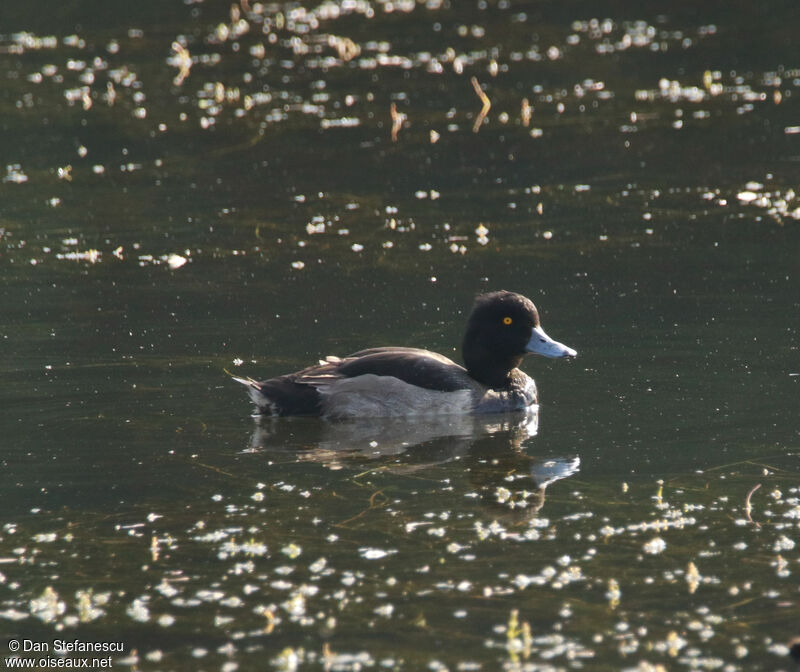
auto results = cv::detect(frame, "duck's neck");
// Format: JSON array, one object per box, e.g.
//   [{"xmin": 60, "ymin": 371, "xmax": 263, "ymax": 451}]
[{"xmin": 463, "ymin": 340, "xmax": 523, "ymax": 389}]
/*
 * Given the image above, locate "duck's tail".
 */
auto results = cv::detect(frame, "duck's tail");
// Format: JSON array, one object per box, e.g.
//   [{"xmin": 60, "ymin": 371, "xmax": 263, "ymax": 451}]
[
  {"xmin": 229, "ymin": 370, "xmax": 323, "ymax": 416},
  {"xmin": 227, "ymin": 371, "xmax": 274, "ymax": 414}
]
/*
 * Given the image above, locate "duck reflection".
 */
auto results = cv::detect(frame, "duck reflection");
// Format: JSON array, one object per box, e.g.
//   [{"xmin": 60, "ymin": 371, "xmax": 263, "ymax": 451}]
[
  {"xmin": 243, "ymin": 406, "xmax": 578, "ymax": 514},
  {"xmin": 467, "ymin": 437, "xmax": 580, "ymax": 519}
]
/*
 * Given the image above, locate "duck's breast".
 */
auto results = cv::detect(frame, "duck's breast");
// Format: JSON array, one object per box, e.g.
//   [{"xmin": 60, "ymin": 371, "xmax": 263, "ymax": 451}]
[{"xmin": 473, "ymin": 372, "xmax": 537, "ymax": 414}]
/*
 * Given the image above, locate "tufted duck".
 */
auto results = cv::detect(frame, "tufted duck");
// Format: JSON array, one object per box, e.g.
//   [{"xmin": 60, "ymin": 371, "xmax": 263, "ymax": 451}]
[{"xmin": 233, "ymin": 290, "xmax": 576, "ymax": 418}]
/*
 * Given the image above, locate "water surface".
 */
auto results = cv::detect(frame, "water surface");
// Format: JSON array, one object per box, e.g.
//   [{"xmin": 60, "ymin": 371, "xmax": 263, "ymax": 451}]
[{"xmin": 1, "ymin": 1, "xmax": 799, "ymax": 670}]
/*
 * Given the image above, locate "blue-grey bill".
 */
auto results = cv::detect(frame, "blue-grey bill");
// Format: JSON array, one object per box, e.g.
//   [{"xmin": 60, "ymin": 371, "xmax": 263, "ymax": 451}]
[{"xmin": 525, "ymin": 326, "xmax": 577, "ymax": 358}]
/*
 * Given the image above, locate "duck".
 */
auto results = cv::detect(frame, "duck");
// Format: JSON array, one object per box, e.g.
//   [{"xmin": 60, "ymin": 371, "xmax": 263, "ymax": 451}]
[{"xmin": 233, "ymin": 290, "xmax": 576, "ymax": 418}]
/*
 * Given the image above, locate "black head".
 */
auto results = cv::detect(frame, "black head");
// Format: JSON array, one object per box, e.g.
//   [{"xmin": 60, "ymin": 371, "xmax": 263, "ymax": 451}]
[{"xmin": 462, "ymin": 291, "xmax": 576, "ymax": 388}]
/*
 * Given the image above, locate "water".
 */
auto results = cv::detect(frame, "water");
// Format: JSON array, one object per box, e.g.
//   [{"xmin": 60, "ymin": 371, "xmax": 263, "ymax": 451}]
[{"xmin": 1, "ymin": 1, "xmax": 799, "ymax": 670}]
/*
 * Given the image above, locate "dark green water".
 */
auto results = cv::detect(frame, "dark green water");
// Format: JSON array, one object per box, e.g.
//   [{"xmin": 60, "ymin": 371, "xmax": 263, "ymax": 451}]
[{"xmin": 1, "ymin": 1, "xmax": 799, "ymax": 670}]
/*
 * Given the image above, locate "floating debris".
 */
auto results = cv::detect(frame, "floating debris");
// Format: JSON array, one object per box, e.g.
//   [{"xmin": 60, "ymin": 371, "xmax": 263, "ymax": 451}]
[
  {"xmin": 390, "ymin": 102, "xmax": 405, "ymax": 142},
  {"xmin": 169, "ymin": 41, "xmax": 192, "ymax": 86},
  {"xmin": 643, "ymin": 537, "xmax": 667, "ymax": 555},
  {"xmin": 470, "ymin": 76, "xmax": 491, "ymax": 133},
  {"xmin": 165, "ymin": 253, "xmax": 188, "ymax": 269},
  {"xmin": 29, "ymin": 587, "xmax": 66, "ymax": 623},
  {"xmin": 3, "ymin": 164, "xmax": 28, "ymax": 184}
]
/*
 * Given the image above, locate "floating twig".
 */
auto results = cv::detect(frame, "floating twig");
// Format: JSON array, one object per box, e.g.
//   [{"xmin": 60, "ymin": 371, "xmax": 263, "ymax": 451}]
[
  {"xmin": 745, "ymin": 483, "xmax": 761, "ymax": 527},
  {"xmin": 471, "ymin": 76, "xmax": 491, "ymax": 133},
  {"xmin": 335, "ymin": 488, "xmax": 389, "ymax": 527},
  {"xmin": 521, "ymin": 97, "xmax": 532, "ymax": 127},
  {"xmin": 170, "ymin": 42, "xmax": 192, "ymax": 86},
  {"xmin": 390, "ymin": 102, "xmax": 406, "ymax": 142}
]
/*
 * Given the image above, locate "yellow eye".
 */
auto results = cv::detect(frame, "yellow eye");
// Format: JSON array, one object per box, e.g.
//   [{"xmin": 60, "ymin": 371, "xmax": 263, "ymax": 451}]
[{"xmin": 503, "ymin": 316, "xmax": 513, "ymax": 325}]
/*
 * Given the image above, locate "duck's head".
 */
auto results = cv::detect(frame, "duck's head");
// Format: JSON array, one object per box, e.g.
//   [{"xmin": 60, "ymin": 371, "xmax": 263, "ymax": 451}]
[{"xmin": 462, "ymin": 290, "xmax": 576, "ymax": 388}]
